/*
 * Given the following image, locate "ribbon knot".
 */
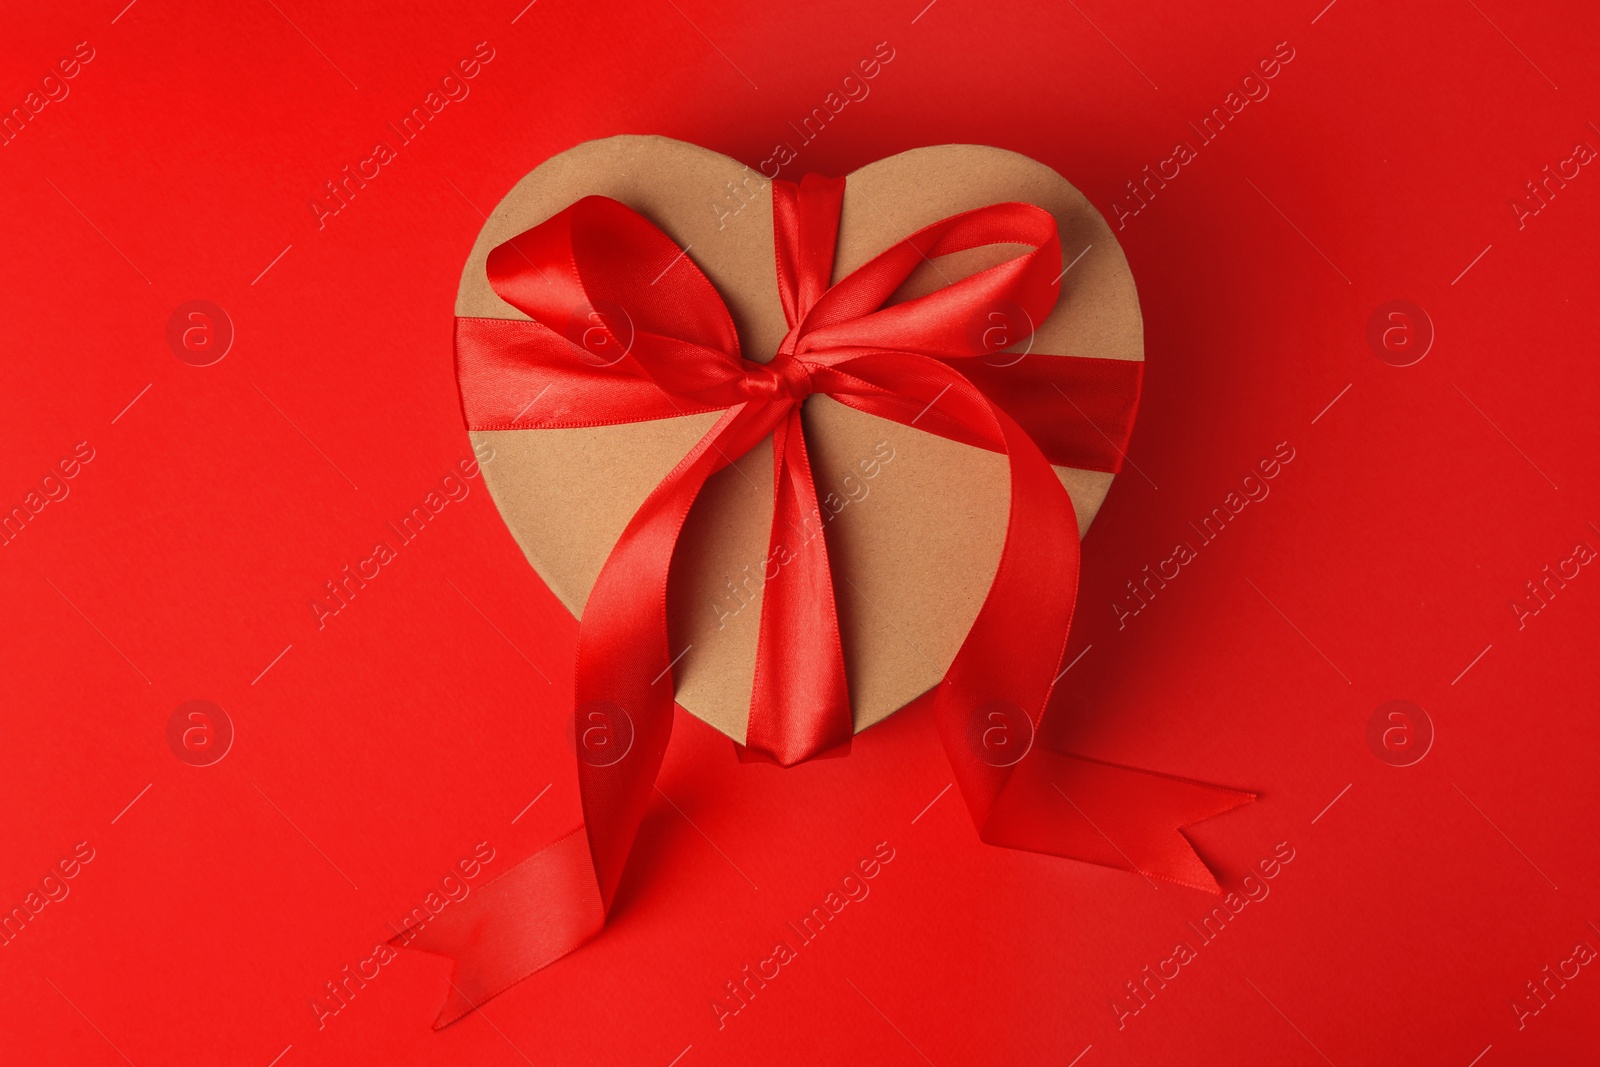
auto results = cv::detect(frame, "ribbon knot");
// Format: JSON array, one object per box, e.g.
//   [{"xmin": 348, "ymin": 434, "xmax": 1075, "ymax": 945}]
[
  {"xmin": 425, "ymin": 170, "xmax": 1254, "ymax": 1029},
  {"xmin": 741, "ymin": 351, "xmax": 813, "ymax": 404}
]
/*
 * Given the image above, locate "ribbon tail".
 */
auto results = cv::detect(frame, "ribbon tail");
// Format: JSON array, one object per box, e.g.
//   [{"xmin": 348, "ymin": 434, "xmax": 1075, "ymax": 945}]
[
  {"xmin": 572, "ymin": 403, "xmax": 783, "ymax": 909},
  {"xmin": 982, "ymin": 752, "xmax": 1255, "ymax": 892},
  {"xmin": 390, "ymin": 827, "xmax": 604, "ymax": 1028},
  {"xmin": 743, "ymin": 406, "xmax": 853, "ymax": 765},
  {"xmin": 396, "ymin": 404, "xmax": 785, "ymax": 1026},
  {"xmin": 902, "ymin": 358, "xmax": 1250, "ymax": 893}
]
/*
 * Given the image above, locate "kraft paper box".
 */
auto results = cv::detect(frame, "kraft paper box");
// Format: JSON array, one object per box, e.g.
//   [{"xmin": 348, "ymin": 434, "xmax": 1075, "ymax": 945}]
[{"xmin": 455, "ymin": 135, "xmax": 1143, "ymax": 741}]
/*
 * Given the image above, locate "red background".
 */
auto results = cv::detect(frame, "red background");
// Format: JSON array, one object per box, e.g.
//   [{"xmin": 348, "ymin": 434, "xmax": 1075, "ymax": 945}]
[{"xmin": 2, "ymin": 0, "xmax": 1597, "ymax": 1063}]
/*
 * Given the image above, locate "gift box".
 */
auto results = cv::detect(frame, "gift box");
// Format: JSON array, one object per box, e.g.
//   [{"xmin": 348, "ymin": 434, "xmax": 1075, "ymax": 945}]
[
  {"xmin": 456, "ymin": 134, "xmax": 1145, "ymax": 740},
  {"xmin": 414, "ymin": 133, "xmax": 1253, "ymax": 1026}
]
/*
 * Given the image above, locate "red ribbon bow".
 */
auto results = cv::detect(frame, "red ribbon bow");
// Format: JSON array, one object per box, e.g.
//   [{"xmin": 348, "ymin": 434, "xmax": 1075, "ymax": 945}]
[{"xmin": 406, "ymin": 174, "xmax": 1252, "ymax": 1027}]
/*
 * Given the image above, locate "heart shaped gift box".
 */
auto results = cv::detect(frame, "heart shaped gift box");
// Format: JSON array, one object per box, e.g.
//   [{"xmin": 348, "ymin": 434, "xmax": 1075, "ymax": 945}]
[
  {"xmin": 410, "ymin": 136, "xmax": 1249, "ymax": 1028},
  {"xmin": 457, "ymin": 135, "xmax": 1142, "ymax": 740}
]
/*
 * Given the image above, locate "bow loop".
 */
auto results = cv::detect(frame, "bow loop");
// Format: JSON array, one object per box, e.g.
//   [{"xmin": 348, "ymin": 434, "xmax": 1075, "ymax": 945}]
[
  {"xmin": 489, "ymin": 195, "xmax": 743, "ymax": 366},
  {"xmin": 792, "ymin": 202, "xmax": 1061, "ymax": 363},
  {"xmin": 476, "ymin": 195, "xmax": 754, "ymax": 419}
]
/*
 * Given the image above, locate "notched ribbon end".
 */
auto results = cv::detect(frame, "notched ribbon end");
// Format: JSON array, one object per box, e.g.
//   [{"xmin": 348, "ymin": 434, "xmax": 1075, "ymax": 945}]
[
  {"xmin": 983, "ymin": 752, "xmax": 1256, "ymax": 895},
  {"xmin": 390, "ymin": 827, "xmax": 606, "ymax": 1028},
  {"xmin": 733, "ymin": 736, "xmax": 853, "ymax": 765}
]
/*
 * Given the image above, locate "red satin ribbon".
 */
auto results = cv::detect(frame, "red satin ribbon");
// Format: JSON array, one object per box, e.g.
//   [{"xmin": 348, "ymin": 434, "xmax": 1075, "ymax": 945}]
[{"xmin": 403, "ymin": 174, "xmax": 1252, "ymax": 1027}]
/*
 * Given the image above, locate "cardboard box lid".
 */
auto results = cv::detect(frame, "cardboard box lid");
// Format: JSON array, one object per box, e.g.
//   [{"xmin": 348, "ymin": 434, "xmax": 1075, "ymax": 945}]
[{"xmin": 456, "ymin": 136, "xmax": 1142, "ymax": 742}]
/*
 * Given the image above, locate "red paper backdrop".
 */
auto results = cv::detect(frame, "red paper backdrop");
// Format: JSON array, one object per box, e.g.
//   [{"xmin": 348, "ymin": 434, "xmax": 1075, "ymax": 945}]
[{"xmin": 2, "ymin": 0, "xmax": 1596, "ymax": 1064}]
